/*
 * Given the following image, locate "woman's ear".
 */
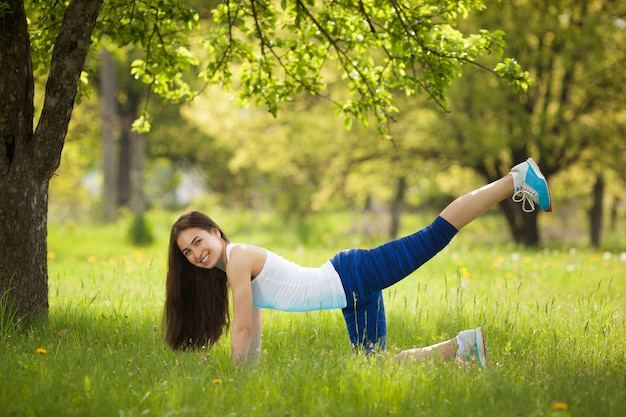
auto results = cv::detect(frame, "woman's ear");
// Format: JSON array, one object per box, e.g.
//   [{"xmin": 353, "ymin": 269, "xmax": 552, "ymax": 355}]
[{"xmin": 211, "ymin": 226, "xmax": 221, "ymax": 238}]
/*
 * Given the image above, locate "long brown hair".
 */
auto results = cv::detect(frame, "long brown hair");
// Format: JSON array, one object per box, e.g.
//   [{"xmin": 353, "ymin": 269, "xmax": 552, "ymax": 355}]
[{"xmin": 164, "ymin": 211, "xmax": 230, "ymax": 350}]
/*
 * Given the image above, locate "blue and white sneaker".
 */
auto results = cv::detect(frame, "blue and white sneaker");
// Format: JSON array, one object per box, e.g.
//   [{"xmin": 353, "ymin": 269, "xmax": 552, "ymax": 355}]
[
  {"xmin": 511, "ymin": 158, "xmax": 553, "ymax": 212},
  {"xmin": 456, "ymin": 327, "xmax": 487, "ymax": 368}
]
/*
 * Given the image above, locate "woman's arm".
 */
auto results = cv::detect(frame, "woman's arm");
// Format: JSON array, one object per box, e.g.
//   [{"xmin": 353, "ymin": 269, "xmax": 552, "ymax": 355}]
[
  {"xmin": 247, "ymin": 306, "xmax": 262, "ymax": 364},
  {"xmin": 226, "ymin": 245, "xmax": 265, "ymax": 365},
  {"xmin": 229, "ymin": 270, "xmax": 254, "ymax": 364}
]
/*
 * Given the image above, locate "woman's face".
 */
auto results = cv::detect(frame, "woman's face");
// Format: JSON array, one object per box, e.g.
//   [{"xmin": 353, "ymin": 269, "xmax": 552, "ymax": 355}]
[{"xmin": 176, "ymin": 227, "xmax": 225, "ymax": 270}]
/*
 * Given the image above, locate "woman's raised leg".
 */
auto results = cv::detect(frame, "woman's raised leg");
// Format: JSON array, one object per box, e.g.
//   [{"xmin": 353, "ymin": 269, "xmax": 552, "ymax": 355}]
[
  {"xmin": 333, "ymin": 158, "xmax": 553, "ymax": 303},
  {"xmin": 439, "ymin": 175, "xmax": 514, "ymax": 231}
]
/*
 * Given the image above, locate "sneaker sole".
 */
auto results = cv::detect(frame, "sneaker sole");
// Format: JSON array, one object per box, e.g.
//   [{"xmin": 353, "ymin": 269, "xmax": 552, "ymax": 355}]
[
  {"xmin": 527, "ymin": 158, "xmax": 553, "ymax": 212},
  {"xmin": 475, "ymin": 327, "xmax": 487, "ymax": 368}
]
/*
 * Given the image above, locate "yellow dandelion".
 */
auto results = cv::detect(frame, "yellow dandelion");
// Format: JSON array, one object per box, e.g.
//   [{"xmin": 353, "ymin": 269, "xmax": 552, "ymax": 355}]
[
  {"xmin": 48, "ymin": 251, "xmax": 56, "ymax": 259},
  {"xmin": 87, "ymin": 255, "xmax": 98, "ymax": 264},
  {"xmin": 459, "ymin": 266, "xmax": 471, "ymax": 278},
  {"xmin": 212, "ymin": 378, "xmax": 223, "ymax": 384},
  {"xmin": 36, "ymin": 348, "xmax": 47, "ymax": 354},
  {"xmin": 552, "ymin": 401, "xmax": 568, "ymax": 411}
]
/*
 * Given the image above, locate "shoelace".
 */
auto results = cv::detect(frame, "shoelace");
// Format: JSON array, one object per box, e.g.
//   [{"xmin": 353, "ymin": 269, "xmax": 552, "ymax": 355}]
[{"xmin": 512, "ymin": 186, "xmax": 537, "ymax": 213}]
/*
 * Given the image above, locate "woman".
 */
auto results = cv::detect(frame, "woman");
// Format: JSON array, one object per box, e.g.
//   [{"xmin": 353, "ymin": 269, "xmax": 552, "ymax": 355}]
[{"xmin": 164, "ymin": 158, "xmax": 552, "ymax": 366}]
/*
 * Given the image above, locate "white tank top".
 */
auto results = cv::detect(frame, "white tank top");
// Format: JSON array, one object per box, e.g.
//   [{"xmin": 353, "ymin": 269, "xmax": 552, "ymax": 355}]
[{"xmin": 226, "ymin": 244, "xmax": 347, "ymax": 312}]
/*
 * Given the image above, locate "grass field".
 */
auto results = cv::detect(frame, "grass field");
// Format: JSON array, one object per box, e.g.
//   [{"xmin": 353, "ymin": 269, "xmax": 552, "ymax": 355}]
[{"xmin": 1, "ymin": 209, "xmax": 625, "ymax": 416}]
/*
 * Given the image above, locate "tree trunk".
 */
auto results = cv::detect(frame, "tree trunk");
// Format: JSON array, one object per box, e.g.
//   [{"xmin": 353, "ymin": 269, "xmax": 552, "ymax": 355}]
[
  {"xmin": 128, "ymin": 125, "xmax": 153, "ymax": 245},
  {"xmin": 0, "ymin": 175, "xmax": 50, "ymax": 322},
  {"xmin": 609, "ymin": 196, "xmax": 618, "ymax": 232},
  {"xmin": 117, "ymin": 128, "xmax": 132, "ymax": 207},
  {"xmin": 0, "ymin": 0, "xmax": 45, "ymax": 321},
  {"xmin": 130, "ymin": 128, "xmax": 146, "ymax": 215},
  {"xmin": 117, "ymin": 90, "xmax": 141, "ymax": 208},
  {"xmin": 499, "ymin": 199, "xmax": 540, "ymax": 246},
  {"xmin": 0, "ymin": 0, "xmax": 103, "ymax": 321},
  {"xmin": 589, "ymin": 173, "xmax": 604, "ymax": 249},
  {"xmin": 389, "ymin": 176, "xmax": 406, "ymax": 239},
  {"xmin": 477, "ymin": 156, "xmax": 542, "ymax": 247},
  {"xmin": 101, "ymin": 49, "xmax": 118, "ymax": 222}
]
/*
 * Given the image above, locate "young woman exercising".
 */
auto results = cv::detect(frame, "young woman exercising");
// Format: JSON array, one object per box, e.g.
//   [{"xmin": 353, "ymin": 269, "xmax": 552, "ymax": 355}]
[{"xmin": 164, "ymin": 158, "xmax": 552, "ymax": 366}]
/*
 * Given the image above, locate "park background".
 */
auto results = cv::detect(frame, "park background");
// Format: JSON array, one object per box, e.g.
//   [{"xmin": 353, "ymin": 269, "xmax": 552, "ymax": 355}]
[{"xmin": 2, "ymin": 0, "xmax": 626, "ymax": 416}]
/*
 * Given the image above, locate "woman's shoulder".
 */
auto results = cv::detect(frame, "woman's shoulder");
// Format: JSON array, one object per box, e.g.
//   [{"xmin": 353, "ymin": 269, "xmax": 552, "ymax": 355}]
[
  {"xmin": 227, "ymin": 244, "xmax": 268, "ymax": 277},
  {"xmin": 228, "ymin": 243, "xmax": 267, "ymax": 257}
]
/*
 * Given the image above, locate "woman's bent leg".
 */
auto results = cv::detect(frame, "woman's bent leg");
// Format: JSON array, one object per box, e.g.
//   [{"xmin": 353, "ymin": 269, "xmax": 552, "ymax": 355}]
[
  {"xmin": 342, "ymin": 291, "xmax": 386, "ymax": 351},
  {"xmin": 393, "ymin": 338, "xmax": 457, "ymax": 362},
  {"xmin": 394, "ymin": 327, "xmax": 487, "ymax": 368},
  {"xmin": 332, "ymin": 217, "xmax": 456, "ymax": 351}
]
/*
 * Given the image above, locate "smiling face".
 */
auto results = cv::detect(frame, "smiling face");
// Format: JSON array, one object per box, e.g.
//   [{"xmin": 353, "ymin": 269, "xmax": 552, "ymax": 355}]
[{"xmin": 176, "ymin": 227, "xmax": 226, "ymax": 270}]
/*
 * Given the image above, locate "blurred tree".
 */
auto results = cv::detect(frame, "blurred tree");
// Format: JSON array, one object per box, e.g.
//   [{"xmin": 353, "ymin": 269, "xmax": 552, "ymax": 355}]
[
  {"xmin": 184, "ymin": 86, "xmax": 457, "ymax": 239},
  {"xmin": 422, "ymin": 0, "xmax": 626, "ymax": 246},
  {"xmin": 96, "ymin": 48, "xmax": 152, "ymax": 243},
  {"xmin": 100, "ymin": 49, "xmax": 118, "ymax": 222},
  {"xmin": 0, "ymin": 0, "xmax": 531, "ymax": 322}
]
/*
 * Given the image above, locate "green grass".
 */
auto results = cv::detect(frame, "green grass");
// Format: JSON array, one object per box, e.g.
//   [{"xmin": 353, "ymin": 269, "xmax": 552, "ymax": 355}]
[{"xmin": 2, "ymin": 210, "xmax": 625, "ymax": 416}]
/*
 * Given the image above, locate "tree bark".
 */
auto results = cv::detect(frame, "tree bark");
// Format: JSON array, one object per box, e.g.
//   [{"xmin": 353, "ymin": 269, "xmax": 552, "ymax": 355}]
[{"xmin": 0, "ymin": 0, "xmax": 103, "ymax": 321}]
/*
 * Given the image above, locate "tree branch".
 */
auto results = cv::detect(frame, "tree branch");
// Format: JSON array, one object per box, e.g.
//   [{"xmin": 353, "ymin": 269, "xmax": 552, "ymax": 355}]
[{"xmin": 33, "ymin": 0, "xmax": 103, "ymax": 180}]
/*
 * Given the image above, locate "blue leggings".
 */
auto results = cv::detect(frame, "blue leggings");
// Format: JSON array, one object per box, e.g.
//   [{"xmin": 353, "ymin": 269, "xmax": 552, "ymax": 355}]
[{"xmin": 329, "ymin": 216, "xmax": 458, "ymax": 351}]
